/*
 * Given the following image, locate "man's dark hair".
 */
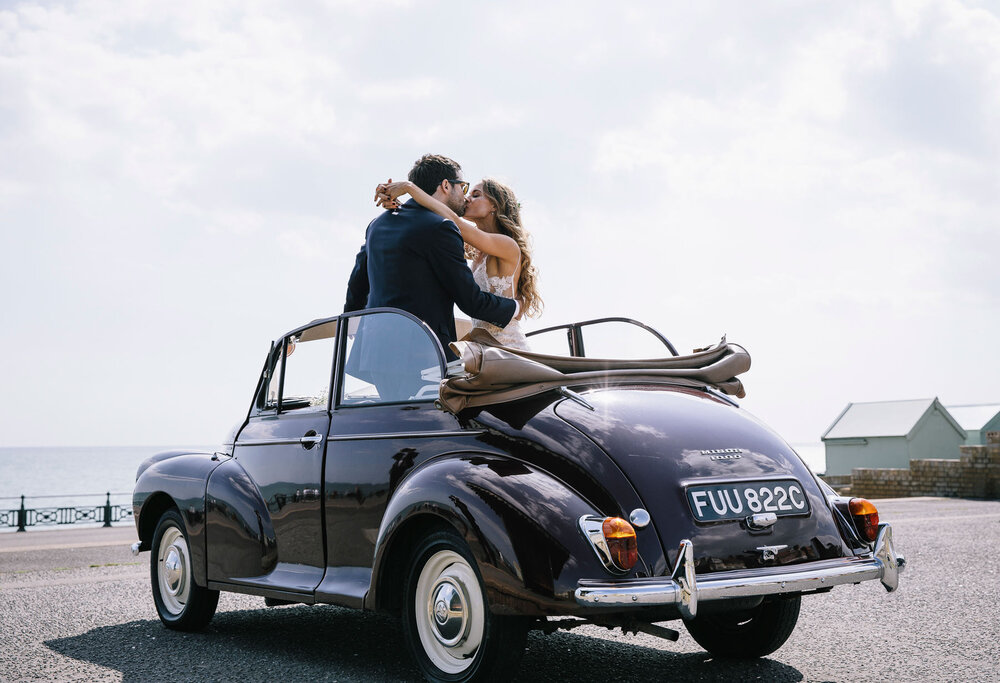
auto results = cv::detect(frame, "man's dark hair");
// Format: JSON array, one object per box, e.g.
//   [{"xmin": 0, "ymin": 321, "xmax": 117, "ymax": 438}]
[{"xmin": 408, "ymin": 154, "xmax": 462, "ymax": 195}]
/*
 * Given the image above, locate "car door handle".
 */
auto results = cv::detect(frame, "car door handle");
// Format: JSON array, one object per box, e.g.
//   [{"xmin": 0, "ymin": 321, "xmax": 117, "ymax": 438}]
[{"xmin": 300, "ymin": 431, "xmax": 324, "ymax": 449}]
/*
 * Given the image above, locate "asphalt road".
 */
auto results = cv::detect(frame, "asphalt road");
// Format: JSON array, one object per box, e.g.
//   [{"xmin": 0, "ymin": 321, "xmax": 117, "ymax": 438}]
[{"xmin": 1, "ymin": 498, "xmax": 998, "ymax": 682}]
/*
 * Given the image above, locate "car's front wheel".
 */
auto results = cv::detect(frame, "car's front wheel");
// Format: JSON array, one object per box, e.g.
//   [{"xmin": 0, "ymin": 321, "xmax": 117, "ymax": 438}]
[
  {"xmin": 150, "ymin": 509, "xmax": 219, "ymax": 631},
  {"xmin": 683, "ymin": 594, "xmax": 801, "ymax": 658},
  {"xmin": 402, "ymin": 529, "xmax": 527, "ymax": 682}
]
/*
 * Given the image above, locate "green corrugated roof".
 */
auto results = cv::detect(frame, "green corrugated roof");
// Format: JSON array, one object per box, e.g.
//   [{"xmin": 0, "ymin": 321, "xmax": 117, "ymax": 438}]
[{"xmin": 823, "ymin": 398, "xmax": 943, "ymax": 439}]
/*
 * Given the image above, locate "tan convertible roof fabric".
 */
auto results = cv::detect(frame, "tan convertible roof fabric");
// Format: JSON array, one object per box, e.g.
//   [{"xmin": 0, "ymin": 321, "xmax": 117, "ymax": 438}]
[{"xmin": 438, "ymin": 328, "xmax": 751, "ymax": 414}]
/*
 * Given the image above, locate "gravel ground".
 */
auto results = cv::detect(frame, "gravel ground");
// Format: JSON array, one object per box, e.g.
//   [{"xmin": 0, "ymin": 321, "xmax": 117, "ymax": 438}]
[{"xmin": 1, "ymin": 497, "xmax": 998, "ymax": 682}]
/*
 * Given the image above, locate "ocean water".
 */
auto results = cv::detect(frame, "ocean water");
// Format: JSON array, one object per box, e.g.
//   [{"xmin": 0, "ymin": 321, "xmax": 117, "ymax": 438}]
[{"xmin": 0, "ymin": 445, "xmax": 216, "ymax": 532}]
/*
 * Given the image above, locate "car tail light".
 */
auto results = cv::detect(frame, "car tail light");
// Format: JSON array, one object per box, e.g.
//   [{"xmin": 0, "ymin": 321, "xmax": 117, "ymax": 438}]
[
  {"xmin": 849, "ymin": 498, "xmax": 880, "ymax": 543},
  {"xmin": 602, "ymin": 517, "xmax": 638, "ymax": 571}
]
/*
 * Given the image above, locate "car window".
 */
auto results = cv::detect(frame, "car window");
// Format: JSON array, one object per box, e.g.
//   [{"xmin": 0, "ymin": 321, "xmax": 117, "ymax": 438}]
[
  {"xmin": 340, "ymin": 311, "xmax": 443, "ymax": 405},
  {"xmin": 578, "ymin": 320, "xmax": 673, "ymax": 359},
  {"xmin": 523, "ymin": 327, "xmax": 573, "ymax": 356},
  {"xmin": 527, "ymin": 319, "xmax": 676, "ymax": 358},
  {"xmin": 279, "ymin": 320, "xmax": 338, "ymax": 412},
  {"xmin": 260, "ymin": 344, "xmax": 282, "ymax": 411}
]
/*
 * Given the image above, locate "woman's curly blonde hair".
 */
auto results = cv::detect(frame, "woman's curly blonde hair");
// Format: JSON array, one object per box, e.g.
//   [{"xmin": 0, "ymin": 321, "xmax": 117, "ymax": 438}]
[{"xmin": 478, "ymin": 178, "xmax": 543, "ymax": 318}]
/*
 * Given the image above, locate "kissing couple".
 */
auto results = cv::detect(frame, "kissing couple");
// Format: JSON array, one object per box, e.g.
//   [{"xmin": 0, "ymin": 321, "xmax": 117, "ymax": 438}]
[{"xmin": 344, "ymin": 153, "xmax": 542, "ymax": 354}]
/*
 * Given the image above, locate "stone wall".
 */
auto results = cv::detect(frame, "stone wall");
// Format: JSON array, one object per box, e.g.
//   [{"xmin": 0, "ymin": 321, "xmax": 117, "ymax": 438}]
[
  {"xmin": 847, "ymin": 431, "xmax": 1000, "ymax": 499},
  {"xmin": 818, "ymin": 474, "xmax": 852, "ymax": 495}
]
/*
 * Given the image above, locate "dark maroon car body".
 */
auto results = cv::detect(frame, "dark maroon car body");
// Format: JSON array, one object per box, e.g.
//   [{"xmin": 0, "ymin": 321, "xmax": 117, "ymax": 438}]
[{"xmin": 133, "ymin": 310, "xmax": 902, "ymax": 680}]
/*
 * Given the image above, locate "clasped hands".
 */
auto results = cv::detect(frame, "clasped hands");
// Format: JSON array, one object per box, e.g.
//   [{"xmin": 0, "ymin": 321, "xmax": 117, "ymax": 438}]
[{"xmin": 374, "ymin": 179, "xmax": 408, "ymax": 210}]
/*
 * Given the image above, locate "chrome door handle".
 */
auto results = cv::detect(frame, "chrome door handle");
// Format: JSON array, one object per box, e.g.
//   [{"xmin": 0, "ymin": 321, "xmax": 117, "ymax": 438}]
[{"xmin": 300, "ymin": 432, "xmax": 324, "ymax": 449}]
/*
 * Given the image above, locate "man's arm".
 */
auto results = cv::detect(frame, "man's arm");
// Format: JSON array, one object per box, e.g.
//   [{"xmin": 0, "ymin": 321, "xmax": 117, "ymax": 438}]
[
  {"xmin": 425, "ymin": 220, "xmax": 515, "ymax": 327},
  {"xmin": 344, "ymin": 242, "xmax": 369, "ymax": 312}
]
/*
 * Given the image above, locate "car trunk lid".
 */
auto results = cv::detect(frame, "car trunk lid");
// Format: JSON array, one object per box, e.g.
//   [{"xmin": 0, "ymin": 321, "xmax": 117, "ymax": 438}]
[{"xmin": 554, "ymin": 386, "xmax": 850, "ymax": 573}]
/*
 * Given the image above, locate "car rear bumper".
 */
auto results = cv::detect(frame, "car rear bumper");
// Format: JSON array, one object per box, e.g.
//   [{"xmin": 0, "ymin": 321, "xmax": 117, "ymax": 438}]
[{"xmin": 575, "ymin": 523, "xmax": 903, "ymax": 619}]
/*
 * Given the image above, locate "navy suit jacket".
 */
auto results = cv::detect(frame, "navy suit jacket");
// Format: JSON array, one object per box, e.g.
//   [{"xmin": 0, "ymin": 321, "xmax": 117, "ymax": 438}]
[{"xmin": 344, "ymin": 199, "xmax": 516, "ymax": 360}]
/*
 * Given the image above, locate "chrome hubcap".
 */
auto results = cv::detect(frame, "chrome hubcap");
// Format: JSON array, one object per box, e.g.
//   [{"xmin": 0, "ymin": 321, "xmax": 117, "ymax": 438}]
[
  {"xmin": 429, "ymin": 579, "xmax": 467, "ymax": 646},
  {"xmin": 414, "ymin": 548, "xmax": 485, "ymax": 675},
  {"xmin": 164, "ymin": 548, "xmax": 183, "ymax": 594},
  {"xmin": 156, "ymin": 525, "xmax": 190, "ymax": 616}
]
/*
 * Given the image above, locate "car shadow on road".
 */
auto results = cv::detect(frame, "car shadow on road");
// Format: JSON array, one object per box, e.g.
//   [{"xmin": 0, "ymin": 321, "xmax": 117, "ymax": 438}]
[{"xmin": 45, "ymin": 605, "xmax": 804, "ymax": 682}]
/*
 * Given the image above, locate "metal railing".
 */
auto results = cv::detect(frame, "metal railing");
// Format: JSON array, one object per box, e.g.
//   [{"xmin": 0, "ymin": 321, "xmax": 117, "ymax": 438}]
[{"xmin": 0, "ymin": 493, "xmax": 133, "ymax": 532}]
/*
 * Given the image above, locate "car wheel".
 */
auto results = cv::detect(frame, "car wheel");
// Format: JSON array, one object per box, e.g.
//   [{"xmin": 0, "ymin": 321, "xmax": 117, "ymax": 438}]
[
  {"xmin": 151, "ymin": 509, "xmax": 219, "ymax": 631},
  {"xmin": 402, "ymin": 529, "xmax": 528, "ymax": 682},
  {"xmin": 683, "ymin": 594, "xmax": 801, "ymax": 658}
]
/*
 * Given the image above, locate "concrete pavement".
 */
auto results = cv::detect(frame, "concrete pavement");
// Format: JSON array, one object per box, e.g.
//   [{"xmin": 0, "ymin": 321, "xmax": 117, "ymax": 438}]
[
  {"xmin": 1, "ymin": 498, "xmax": 999, "ymax": 681},
  {"xmin": 0, "ymin": 526, "xmax": 136, "ymax": 553}
]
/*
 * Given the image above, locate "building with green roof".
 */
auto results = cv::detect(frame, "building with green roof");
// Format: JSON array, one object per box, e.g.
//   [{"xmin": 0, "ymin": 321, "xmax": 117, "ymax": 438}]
[
  {"xmin": 821, "ymin": 398, "xmax": 966, "ymax": 477},
  {"xmin": 945, "ymin": 403, "xmax": 1000, "ymax": 445}
]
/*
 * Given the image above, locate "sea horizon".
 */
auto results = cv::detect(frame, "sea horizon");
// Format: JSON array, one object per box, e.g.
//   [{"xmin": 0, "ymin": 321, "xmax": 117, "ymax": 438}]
[{"xmin": 0, "ymin": 444, "xmax": 219, "ymax": 501}]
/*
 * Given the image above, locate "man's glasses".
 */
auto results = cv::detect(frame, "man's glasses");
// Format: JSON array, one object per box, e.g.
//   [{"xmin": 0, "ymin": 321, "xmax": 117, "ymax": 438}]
[{"xmin": 447, "ymin": 179, "xmax": 470, "ymax": 194}]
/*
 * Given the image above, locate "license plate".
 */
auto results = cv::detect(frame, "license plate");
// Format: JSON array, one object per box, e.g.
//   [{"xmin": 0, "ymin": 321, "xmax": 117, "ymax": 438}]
[{"xmin": 686, "ymin": 480, "xmax": 810, "ymax": 522}]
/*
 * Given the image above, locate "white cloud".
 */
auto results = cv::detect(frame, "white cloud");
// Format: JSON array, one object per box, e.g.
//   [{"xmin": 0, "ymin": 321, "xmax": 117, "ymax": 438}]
[
  {"xmin": 0, "ymin": 0, "xmax": 998, "ymax": 447},
  {"xmin": 359, "ymin": 78, "xmax": 446, "ymax": 103}
]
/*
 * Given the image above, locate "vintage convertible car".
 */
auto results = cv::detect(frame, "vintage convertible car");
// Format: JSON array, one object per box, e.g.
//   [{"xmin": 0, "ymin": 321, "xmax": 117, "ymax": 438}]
[{"xmin": 132, "ymin": 308, "xmax": 904, "ymax": 682}]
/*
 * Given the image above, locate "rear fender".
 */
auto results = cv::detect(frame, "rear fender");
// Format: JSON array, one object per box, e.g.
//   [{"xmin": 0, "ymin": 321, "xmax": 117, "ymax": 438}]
[
  {"xmin": 133, "ymin": 451, "xmax": 221, "ymax": 587},
  {"xmin": 367, "ymin": 454, "xmax": 615, "ymax": 616}
]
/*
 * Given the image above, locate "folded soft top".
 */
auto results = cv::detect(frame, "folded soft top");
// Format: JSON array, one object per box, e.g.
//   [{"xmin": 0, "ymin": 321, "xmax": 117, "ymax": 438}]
[{"xmin": 438, "ymin": 328, "xmax": 751, "ymax": 414}]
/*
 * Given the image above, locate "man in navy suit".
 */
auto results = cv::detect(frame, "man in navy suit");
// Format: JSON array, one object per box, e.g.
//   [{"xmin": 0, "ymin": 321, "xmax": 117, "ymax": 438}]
[{"xmin": 344, "ymin": 154, "xmax": 517, "ymax": 398}]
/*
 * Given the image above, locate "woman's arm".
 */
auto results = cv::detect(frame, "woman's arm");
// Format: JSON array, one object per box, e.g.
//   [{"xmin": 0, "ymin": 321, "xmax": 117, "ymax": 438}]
[{"xmin": 377, "ymin": 180, "xmax": 519, "ymax": 264}]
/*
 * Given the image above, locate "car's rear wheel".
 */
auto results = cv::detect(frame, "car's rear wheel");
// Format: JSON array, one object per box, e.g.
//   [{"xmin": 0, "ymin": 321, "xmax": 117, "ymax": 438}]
[
  {"xmin": 402, "ymin": 529, "xmax": 527, "ymax": 682},
  {"xmin": 151, "ymin": 509, "xmax": 219, "ymax": 631},
  {"xmin": 683, "ymin": 594, "xmax": 801, "ymax": 658}
]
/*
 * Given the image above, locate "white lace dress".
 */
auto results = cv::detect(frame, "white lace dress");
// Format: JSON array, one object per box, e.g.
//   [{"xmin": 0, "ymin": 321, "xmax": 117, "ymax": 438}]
[{"xmin": 470, "ymin": 257, "xmax": 530, "ymax": 350}]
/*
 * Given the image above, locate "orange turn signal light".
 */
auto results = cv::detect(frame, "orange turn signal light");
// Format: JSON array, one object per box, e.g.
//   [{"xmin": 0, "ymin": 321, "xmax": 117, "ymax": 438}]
[
  {"xmin": 602, "ymin": 517, "xmax": 638, "ymax": 571},
  {"xmin": 848, "ymin": 498, "xmax": 880, "ymax": 543}
]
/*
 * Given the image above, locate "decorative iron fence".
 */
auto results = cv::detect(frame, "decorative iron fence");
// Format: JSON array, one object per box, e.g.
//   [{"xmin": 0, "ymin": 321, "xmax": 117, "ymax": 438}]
[{"xmin": 0, "ymin": 493, "xmax": 133, "ymax": 532}]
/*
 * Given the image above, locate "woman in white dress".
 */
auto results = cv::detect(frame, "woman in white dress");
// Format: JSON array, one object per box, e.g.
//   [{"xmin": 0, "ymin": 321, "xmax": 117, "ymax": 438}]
[{"xmin": 375, "ymin": 177, "xmax": 542, "ymax": 350}]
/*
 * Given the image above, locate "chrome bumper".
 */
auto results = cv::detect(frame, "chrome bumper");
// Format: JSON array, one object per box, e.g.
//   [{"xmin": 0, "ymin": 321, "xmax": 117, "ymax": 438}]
[{"xmin": 575, "ymin": 523, "xmax": 903, "ymax": 619}]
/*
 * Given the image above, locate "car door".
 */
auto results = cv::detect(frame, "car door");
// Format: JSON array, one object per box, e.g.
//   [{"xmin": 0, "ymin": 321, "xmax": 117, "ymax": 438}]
[
  {"xmin": 205, "ymin": 319, "xmax": 337, "ymax": 594},
  {"xmin": 315, "ymin": 309, "xmax": 490, "ymax": 606}
]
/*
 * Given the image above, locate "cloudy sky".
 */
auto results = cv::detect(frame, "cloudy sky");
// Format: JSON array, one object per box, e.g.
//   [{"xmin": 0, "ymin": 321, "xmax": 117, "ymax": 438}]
[{"xmin": 1, "ymin": 0, "xmax": 997, "ymax": 449}]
